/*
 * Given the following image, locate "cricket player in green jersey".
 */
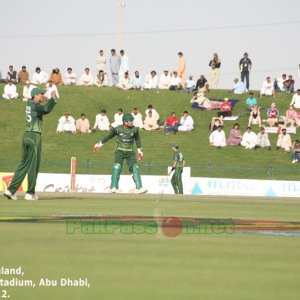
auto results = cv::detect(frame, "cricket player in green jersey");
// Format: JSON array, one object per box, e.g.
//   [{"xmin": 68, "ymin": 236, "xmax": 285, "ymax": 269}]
[
  {"xmin": 93, "ymin": 113, "xmax": 147, "ymax": 194},
  {"xmin": 4, "ymin": 88, "xmax": 57, "ymax": 201},
  {"xmin": 168, "ymin": 144, "xmax": 185, "ymax": 194}
]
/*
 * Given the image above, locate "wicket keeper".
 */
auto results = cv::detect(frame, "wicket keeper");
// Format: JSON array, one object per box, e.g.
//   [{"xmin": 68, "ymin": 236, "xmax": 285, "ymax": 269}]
[
  {"xmin": 168, "ymin": 144, "xmax": 185, "ymax": 194},
  {"xmin": 4, "ymin": 88, "xmax": 57, "ymax": 201},
  {"xmin": 93, "ymin": 113, "xmax": 147, "ymax": 194}
]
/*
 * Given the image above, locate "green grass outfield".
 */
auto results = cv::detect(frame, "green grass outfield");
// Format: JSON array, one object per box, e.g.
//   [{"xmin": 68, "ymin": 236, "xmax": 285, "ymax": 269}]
[
  {"xmin": 1, "ymin": 84, "xmax": 300, "ymax": 180},
  {"xmin": 1, "ymin": 193, "xmax": 300, "ymax": 300}
]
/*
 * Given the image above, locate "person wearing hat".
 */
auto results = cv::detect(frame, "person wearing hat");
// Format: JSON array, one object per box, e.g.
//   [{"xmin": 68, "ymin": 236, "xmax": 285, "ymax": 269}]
[
  {"xmin": 22, "ymin": 80, "xmax": 36, "ymax": 102},
  {"xmin": 93, "ymin": 113, "xmax": 147, "ymax": 194},
  {"xmin": 4, "ymin": 88, "xmax": 57, "ymax": 201},
  {"xmin": 217, "ymin": 97, "xmax": 232, "ymax": 117},
  {"xmin": 168, "ymin": 144, "xmax": 185, "ymax": 194}
]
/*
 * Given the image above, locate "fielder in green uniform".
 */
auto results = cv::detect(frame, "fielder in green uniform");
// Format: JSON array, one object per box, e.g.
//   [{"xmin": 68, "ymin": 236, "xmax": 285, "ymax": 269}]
[
  {"xmin": 4, "ymin": 88, "xmax": 57, "ymax": 201},
  {"xmin": 93, "ymin": 113, "xmax": 147, "ymax": 194},
  {"xmin": 168, "ymin": 144, "xmax": 185, "ymax": 194}
]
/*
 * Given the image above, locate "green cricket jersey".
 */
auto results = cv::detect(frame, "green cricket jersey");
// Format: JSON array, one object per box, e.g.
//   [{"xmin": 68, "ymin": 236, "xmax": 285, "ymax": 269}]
[
  {"xmin": 101, "ymin": 125, "xmax": 142, "ymax": 151},
  {"xmin": 25, "ymin": 98, "xmax": 56, "ymax": 133},
  {"xmin": 173, "ymin": 151, "xmax": 185, "ymax": 168}
]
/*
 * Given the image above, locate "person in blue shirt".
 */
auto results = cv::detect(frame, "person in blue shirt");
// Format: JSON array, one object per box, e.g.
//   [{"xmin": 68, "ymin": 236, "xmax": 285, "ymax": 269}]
[{"xmin": 245, "ymin": 92, "xmax": 258, "ymax": 111}]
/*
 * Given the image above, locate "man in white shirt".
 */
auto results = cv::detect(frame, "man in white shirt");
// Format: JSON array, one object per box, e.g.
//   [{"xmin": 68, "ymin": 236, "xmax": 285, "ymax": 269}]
[
  {"xmin": 93, "ymin": 109, "xmax": 110, "ymax": 131},
  {"xmin": 79, "ymin": 68, "xmax": 94, "ymax": 86},
  {"xmin": 56, "ymin": 113, "xmax": 76, "ymax": 133},
  {"xmin": 2, "ymin": 80, "xmax": 18, "ymax": 99},
  {"xmin": 260, "ymin": 76, "xmax": 275, "ymax": 97},
  {"xmin": 131, "ymin": 71, "xmax": 143, "ymax": 90},
  {"xmin": 169, "ymin": 71, "xmax": 182, "ymax": 90},
  {"xmin": 131, "ymin": 108, "xmax": 144, "ymax": 129},
  {"xmin": 145, "ymin": 104, "xmax": 160, "ymax": 123},
  {"xmin": 158, "ymin": 70, "xmax": 171, "ymax": 89},
  {"xmin": 232, "ymin": 78, "xmax": 246, "ymax": 94},
  {"xmin": 178, "ymin": 111, "xmax": 194, "ymax": 132},
  {"xmin": 22, "ymin": 80, "xmax": 36, "ymax": 101},
  {"xmin": 274, "ymin": 74, "xmax": 287, "ymax": 92},
  {"xmin": 144, "ymin": 71, "xmax": 158, "ymax": 89},
  {"xmin": 241, "ymin": 127, "xmax": 257, "ymax": 149},
  {"xmin": 111, "ymin": 109, "xmax": 124, "ymax": 128},
  {"xmin": 276, "ymin": 128, "xmax": 292, "ymax": 152},
  {"xmin": 64, "ymin": 68, "xmax": 77, "ymax": 85},
  {"xmin": 118, "ymin": 49, "xmax": 129, "ymax": 78},
  {"xmin": 290, "ymin": 89, "xmax": 300, "ymax": 109},
  {"xmin": 143, "ymin": 110, "xmax": 159, "ymax": 131},
  {"xmin": 31, "ymin": 67, "xmax": 49, "ymax": 84},
  {"xmin": 45, "ymin": 81, "xmax": 60, "ymax": 99},
  {"xmin": 209, "ymin": 125, "xmax": 226, "ymax": 147},
  {"xmin": 184, "ymin": 76, "xmax": 196, "ymax": 93},
  {"xmin": 116, "ymin": 72, "xmax": 133, "ymax": 90}
]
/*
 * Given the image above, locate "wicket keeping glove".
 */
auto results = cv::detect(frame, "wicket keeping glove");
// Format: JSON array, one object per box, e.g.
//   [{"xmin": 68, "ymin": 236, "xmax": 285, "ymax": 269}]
[
  {"xmin": 137, "ymin": 148, "xmax": 143, "ymax": 160},
  {"xmin": 93, "ymin": 142, "xmax": 103, "ymax": 152}
]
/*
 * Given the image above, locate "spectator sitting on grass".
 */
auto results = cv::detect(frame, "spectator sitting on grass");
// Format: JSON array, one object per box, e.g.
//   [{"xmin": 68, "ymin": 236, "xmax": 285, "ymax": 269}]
[
  {"xmin": 178, "ymin": 111, "xmax": 194, "ymax": 132},
  {"xmin": 276, "ymin": 128, "xmax": 292, "ymax": 153},
  {"xmin": 79, "ymin": 68, "xmax": 94, "ymax": 86},
  {"xmin": 248, "ymin": 105, "xmax": 261, "ymax": 127},
  {"xmin": 209, "ymin": 125, "xmax": 226, "ymax": 148},
  {"xmin": 210, "ymin": 117, "xmax": 224, "ymax": 132},
  {"xmin": 260, "ymin": 76, "xmax": 275, "ymax": 98},
  {"xmin": 93, "ymin": 109, "xmax": 110, "ymax": 131},
  {"xmin": 94, "ymin": 70, "xmax": 108, "ymax": 87},
  {"xmin": 245, "ymin": 92, "xmax": 258, "ymax": 111},
  {"xmin": 56, "ymin": 112, "xmax": 76, "ymax": 133},
  {"xmin": 283, "ymin": 75, "xmax": 295, "ymax": 93},
  {"xmin": 255, "ymin": 127, "xmax": 271, "ymax": 150},
  {"xmin": 266, "ymin": 102, "xmax": 279, "ymax": 127},
  {"xmin": 49, "ymin": 68, "xmax": 63, "ymax": 86},
  {"xmin": 22, "ymin": 80, "xmax": 36, "ymax": 102},
  {"xmin": 163, "ymin": 112, "xmax": 179, "ymax": 135},
  {"xmin": 284, "ymin": 105, "xmax": 299, "ymax": 127},
  {"xmin": 2, "ymin": 80, "xmax": 18, "ymax": 99},
  {"xmin": 241, "ymin": 126, "xmax": 257, "ymax": 149},
  {"xmin": 45, "ymin": 81, "xmax": 60, "ymax": 99},
  {"xmin": 227, "ymin": 123, "xmax": 242, "ymax": 146},
  {"xmin": 76, "ymin": 113, "xmax": 91, "ymax": 133},
  {"xmin": 111, "ymin": 108, "xmax": 124, "ymax": 128},
  {"xmin": 131, "ymin": 108, "xmax": 144, "ymax": 129},
  {"xmin": 143, "ymin": 110, "xmax": 160, "ymax": 131},
  {"xmin": 289, "ymin": 89, "xmax": 300, "ymax": 109},
  {"xmin": 116, "ymin": 72, "xmax": 133, "ymax": 90},
  {"xmin": 292, "ymin": 140, "xmax": 300, "ymax": 163},
  {"xmin": 231, "ymin": 78, "xmax": 246, "ymax": 94},
  {"xmin": 217, "ymin": 97, "xmax": 232, "ymax": 117},
  {"xmin": 274, "ymin": 74, "xmax": 287, "ymax": 92}
]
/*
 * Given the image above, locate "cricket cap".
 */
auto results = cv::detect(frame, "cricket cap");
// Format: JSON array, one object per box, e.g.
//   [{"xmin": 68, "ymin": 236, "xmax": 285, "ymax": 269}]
[
  {"xmin": 122, "ymin": 113, "xmax": 134, "ymax": 122},
  {"xmin": 172, "ymin": 144, "xmax": 179, "ymax": 149},
  {"xmin": 31, "ymin": 88, "xmax": 45, "ymax": 97}
]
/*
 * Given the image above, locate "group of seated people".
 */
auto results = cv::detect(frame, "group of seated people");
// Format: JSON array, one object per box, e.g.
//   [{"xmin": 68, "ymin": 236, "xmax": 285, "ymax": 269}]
[{"xmin": 56, "ymin": 105, "xmax": 195, "ymax": 134}]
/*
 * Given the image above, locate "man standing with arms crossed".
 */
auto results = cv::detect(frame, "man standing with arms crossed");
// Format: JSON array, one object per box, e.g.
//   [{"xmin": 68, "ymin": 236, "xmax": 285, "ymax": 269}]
[
  {"xmin": 93, "ymin": 113, "xmax": 147, "ymax": 194},
  {"xmin": 4, "ymin": 88, "xmax": 57, "ymax": 200},
  {"xmin": 168, "ymin": 144, "xmax": 185, "ymax": 194}
]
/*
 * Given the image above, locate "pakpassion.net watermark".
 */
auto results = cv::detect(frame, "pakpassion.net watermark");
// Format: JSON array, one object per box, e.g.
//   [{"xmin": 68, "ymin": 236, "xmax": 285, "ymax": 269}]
[{"xmin": 66, "ymin": 216, "xmax": 234, "ymax": 237}]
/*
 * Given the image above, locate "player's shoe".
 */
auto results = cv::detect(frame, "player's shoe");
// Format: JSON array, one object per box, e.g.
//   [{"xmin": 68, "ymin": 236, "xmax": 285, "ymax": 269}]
[
  {"xmin": 110, "ymin": 188, "xmax": 118, "ymax": 193},
  {"xmin": 24, "ymin": 193, "xmax": 39, "ymax": 201},
  {"xmin": 3, "ymin": 190, "xmax": 17, "ymax": 200},
  {"xmin": 135, "ymin": 187, "xmax": 148, "ymax": 194}
]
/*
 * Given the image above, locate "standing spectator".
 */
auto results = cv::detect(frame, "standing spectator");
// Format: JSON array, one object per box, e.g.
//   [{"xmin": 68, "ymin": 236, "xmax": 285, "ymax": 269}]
[
  {"xmin": 109, "ymin": 49, "xmax": 121, "ymax": 86},
  {"xmin": 266, "ymin": 102, "xmax": 279, "ymax": 127},
  {"xmin": 255, "ymin": 127, "xmax": 271, "ymax": 150},
  {"xmin": 209, "ymin": 53, "xmax": 221, "ymax": 89},
  {"xmin": 2, "ymin": 80, "xmax": 19, "ymax": 99},
  {"xmin": 241, "ymin": 126, "xmax": 257, "ymax": 149},
  {"xmin": 184, "ymin": 76, "xmax": 195, "ymax": 93},
  {"xmin": 96, "ymin": 49, "xmax": 107, "ymax": 72},
  {"xmin": 95, "ymin": 70, "xmax": 108, "ymax": 87},
  {"xmin": 209, "ymin": 125, "xmax": 227, "ymax": 147},
  {"xmin": 284, "ymin": 105, "xmax": 299, "ymax": 127},
  {"xmin": 3, "ymin": 88, "xmax": 57, "ymax": 201},
  {"xmin": 245, "ymin": 92, "xmax": 258, "ymax": 111},
  {"xmin": 64, "ymin": 68, "xmax": 77, "ymax": 85},
  {"xmin": 6, "ymin": 65, "xmax": 18, "ymax": 84},
  {"xmin": 276, "ymin": 128, "xmax": 292, "ymax": 152},
  {"xmin": 31, "ymin": 67, "xmax": 49, "ymax": 84},
  {"xmin": 111, "ymin": 108, "xmax": 124, "ymax": 128},
  {"xmin": 22, "ymin": 80, "xmax": 36, "ymax": 102},
  {"xmin": 283, "ymin": 75, "xmax": 295, "ymax": 93},
  {"xmin": 45, "ymin": 81, "xmax": 60, "ymax": 99},
  {"xmin": 177, "ymin": 52, "xmax": 186, "ymax": 86},
  {"xmin": 227, "ymin": 123, "xmax": 242, "ymax": 146},
  {"xmin": 274, "ymin": 74, "xmax": 287, "ymax": 92},
  {"xmin": 178, "ymin": 111, "xmax": 194, "ymax": 132},
  {"xmin": 49, "ymin": 68, "xmax": 63, "ymax": 86},
  {"xmin": 164, "ymin": 112, "xmax": 179, "ymax": 135},
  {"xmin": 18, "ymin": 66, "xmax": 29, "ymax": 84},
  {"xmin": 56, "ymin": 113, "xmax": 76, "ymax": 133},
  {"xmin": 290, "ymin": 89, "xmax": 300, "ymax": 109},
  {"xmin": 79, "ymin": 68, "xmax": 94, "ymax": 86},
  {"xmin": 260, "ymin": 76, "xmax": 275, "ymax": 98},
  {"xmin": 131, "ymin": 71, "xmax": 143, "ymax": 90},
  {"xmin": 93, "ymin": 109, "xmax": 110, "ymax": 131},
  {"xmin": 239, "ymin": 52, "xmax": 252, "ymax": 91},
  {"xmin": 158, "ymin": 70, "xmax": 171, "ymax": 89},
  {"xmin": 144, "ymin": 71, "xmax": 158, "ymax": 89},
  {"xmin": 195, "ymin": 75, "xmax": 208, "ymax": 91},
  {"xmin": 76, "ymin": 113, "xmax": 91, "ymax": 133},
  {"xmin": 119, "ymin": 49, "xmax": 129, "ymax": 78},
  {"xmin": 232, "ymin": 78, "xmax": 246, "ymax": 94}
]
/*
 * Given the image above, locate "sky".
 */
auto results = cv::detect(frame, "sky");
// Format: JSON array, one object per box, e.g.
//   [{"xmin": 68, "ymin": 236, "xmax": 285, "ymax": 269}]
[{"xmin": 1, "ymin": 0, "xmax": 299, "ymax": 89}]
